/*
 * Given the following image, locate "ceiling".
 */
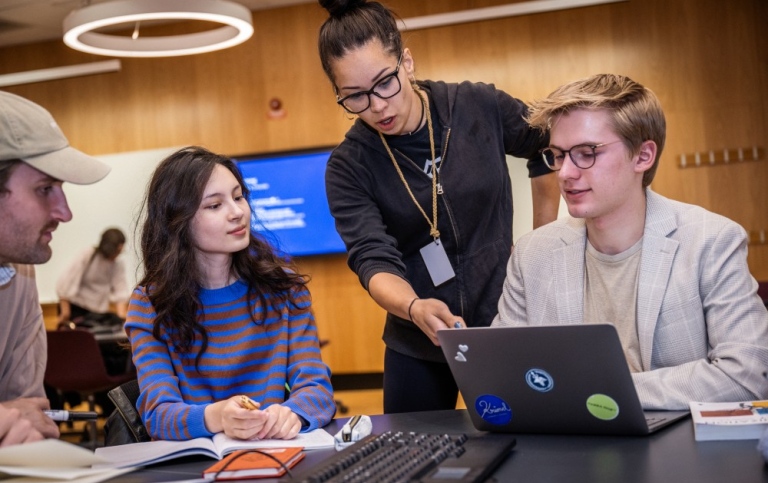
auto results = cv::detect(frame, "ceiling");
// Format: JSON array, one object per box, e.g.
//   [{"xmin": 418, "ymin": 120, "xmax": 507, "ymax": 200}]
[{"xmin": 0, "ymin": 0, "xmax": 316, "ymax": 48}]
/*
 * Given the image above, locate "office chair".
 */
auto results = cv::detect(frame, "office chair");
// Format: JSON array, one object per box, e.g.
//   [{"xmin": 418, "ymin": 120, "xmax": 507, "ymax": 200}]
[{"xmin": 44, "ymin": 329, "xmax": 135, "ymax": 448}]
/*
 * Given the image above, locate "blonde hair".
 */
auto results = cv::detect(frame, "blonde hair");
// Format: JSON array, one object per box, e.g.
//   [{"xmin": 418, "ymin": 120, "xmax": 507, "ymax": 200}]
[{"xmin": 527, "ymin": 74, "xmax": 666, "ymax": 187}]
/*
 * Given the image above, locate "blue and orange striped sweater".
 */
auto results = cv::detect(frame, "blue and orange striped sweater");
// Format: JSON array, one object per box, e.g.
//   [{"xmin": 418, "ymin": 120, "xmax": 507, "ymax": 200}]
[{"xmin": 126, "ymin": 280, "xmax": 336, "ymax": 441}]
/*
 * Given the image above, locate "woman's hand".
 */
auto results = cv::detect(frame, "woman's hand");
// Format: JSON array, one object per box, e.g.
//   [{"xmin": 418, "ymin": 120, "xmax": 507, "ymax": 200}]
[
  {"xmin": 408, "ymin": 298, "xmax": 466, "ymax": 346},
  {"xmin": 204, "ymin": 396, "xmax": 300, "ymax": 440},
  {"xmin": 367, "ymin": 273, "xmax": 465, "ymax": 346},
  {"xmin": 205, "ymin": 396, "xmax": 265, "ymax": 440},
  {"xmin": 255, "ymin": 404, "xmax": 301, "ymax": 440}
]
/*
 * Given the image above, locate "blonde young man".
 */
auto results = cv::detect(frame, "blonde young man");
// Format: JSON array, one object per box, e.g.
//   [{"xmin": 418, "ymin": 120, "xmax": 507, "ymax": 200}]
[
  {"xmin": 0, "ymin": 91, "xmax": 110, "ymax": 445},
  {"xmin": 492, "ymin": 74, "xmax": 768, "ymax": 410}
]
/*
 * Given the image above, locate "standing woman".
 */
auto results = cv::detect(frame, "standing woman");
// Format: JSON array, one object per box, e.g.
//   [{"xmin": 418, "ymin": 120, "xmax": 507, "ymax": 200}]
[
  {"xmin": 126, "ymin": 146, "xmax": 335, "ymax": 441},
  {"xmin": 318, "ymin": 0, "xmax": 560, "ymax": 413}
]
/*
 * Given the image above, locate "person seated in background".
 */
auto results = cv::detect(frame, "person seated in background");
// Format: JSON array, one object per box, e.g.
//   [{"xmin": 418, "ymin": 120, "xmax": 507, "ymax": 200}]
[
  {"xmin": 56, "ymin": 227, "xmax": 130, "ymax": 326},
  {"xmin": 492, "ymin": 73, "xmax": 768, "ymax": 410},
  {"xmin": 54, "ymin": 228, "xmax": 132, "ymax": 417},
  {"xmin": 126, "ymin": 146, "xmax": 336, "ymax": 441},
  {"xmin": 0, "ymin": 90, "xmax": 110, "ymax": 444}
]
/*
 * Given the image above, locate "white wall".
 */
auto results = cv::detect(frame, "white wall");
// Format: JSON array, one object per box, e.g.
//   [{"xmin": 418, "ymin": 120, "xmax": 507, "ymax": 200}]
[
  {"xmin": 35, "ymin": 150, "xmax": 565, "ymax": 304},
  {"xmin": 508, "ymin": 156, "xmax": 568, "ymax": 244},
  {"xmin": 36, "ymin": 147, "xmax": 178, "ymax": 304}
]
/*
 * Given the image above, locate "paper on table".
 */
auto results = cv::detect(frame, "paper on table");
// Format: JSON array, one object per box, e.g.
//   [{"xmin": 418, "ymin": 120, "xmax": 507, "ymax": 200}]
[
  {"xmin": 0, "ymin": 439, "xmax": 108, "ymax": 467},
  {"xmin": 211, "ymin": 427, "xmax": 335, "ymax": 451},
  {"xmin": 0, "ymin": 439, "xmax": 132, "ymax": 482},
  {"xmin": 690, "ymin": 400, "xmax": 768, "ymax": 441},
  {"xmin": 94, "ymin": 436, "xmax": 218, "ymax": 469},
  {"xmin": 0, "ymin": 467, "xmax": 132, "ymax": 482},
  {"xmin": 95, "ymin": 427, "xmax": 335, "ymax": 469}
]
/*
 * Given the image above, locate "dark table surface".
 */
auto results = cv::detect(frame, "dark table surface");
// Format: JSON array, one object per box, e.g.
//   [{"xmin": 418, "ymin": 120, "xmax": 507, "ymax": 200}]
[{"xmin": 105, "ymin": 409, "xmax": 768, "ymax": 482}]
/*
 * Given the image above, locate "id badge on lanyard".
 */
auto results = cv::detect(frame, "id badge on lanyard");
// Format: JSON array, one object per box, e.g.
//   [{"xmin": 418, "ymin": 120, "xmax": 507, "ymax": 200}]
[{"xmin": 419, "ymin": 238, "xmax": 455, "ymax": 287}]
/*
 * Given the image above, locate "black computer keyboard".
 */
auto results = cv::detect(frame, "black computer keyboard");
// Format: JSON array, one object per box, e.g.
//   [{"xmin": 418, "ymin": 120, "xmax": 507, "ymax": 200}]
[{"xmin": 285, "ymin": 431, "xmax": 516, "ymax": 483}]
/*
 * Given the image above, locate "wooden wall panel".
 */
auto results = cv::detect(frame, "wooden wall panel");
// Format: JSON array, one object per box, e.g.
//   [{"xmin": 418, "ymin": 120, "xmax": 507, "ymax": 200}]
[
  {"xmin": 295, "ymin": 255, "xmax": 387, "ymax": 372},
  {"xmin": 1, "ymin": 0, "xmax": 766, "ymax": 374}
]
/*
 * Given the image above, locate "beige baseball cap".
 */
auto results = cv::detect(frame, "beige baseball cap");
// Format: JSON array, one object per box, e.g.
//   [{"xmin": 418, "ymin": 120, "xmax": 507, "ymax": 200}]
[{"xmin": 0, "ymin": 91, "xmax": 110, "ymax": 184}]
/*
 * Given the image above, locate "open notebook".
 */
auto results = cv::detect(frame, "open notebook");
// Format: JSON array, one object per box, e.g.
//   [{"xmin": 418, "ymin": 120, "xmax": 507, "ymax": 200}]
[
  {"xmin": 95, "ymin": 428, "xmax": 335, "ymax": 469},
  {"xmin": 438, "ymin": 324, "xmax": 689, "ymax": 436}
]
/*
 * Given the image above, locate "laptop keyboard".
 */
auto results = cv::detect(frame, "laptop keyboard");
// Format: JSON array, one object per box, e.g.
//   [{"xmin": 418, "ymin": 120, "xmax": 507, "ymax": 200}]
[{"xmin": 285, "ymin": 431, "xmax": 516, "ymax": 483}]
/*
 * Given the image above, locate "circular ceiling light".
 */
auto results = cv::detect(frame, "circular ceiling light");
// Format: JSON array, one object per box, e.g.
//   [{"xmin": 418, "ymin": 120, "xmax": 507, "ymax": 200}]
[{"xmin": 63, "ymin": 0, "xmax": 254, "ymax": 58}]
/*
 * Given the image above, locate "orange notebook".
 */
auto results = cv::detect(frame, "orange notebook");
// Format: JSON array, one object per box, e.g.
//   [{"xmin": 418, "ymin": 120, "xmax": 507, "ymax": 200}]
[{"xmin": 203, "ymin": 447, "xmax": 305, "ymax": 480}]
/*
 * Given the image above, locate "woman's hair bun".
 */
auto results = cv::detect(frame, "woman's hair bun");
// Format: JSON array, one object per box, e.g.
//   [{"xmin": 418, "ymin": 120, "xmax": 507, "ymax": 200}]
[{"xmin": 319, "ymin": 0, "xmax": 367, "ymax": 18}]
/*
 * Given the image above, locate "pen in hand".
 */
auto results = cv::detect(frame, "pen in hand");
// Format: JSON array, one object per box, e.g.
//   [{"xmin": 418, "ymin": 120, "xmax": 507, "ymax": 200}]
[
  {"xmin": 239, "ymin": 395, "xmax": 261, "ymax": 410},
  {"xmin": 44, "ymin": 410, "xmax": 98, "ymax": 421}
]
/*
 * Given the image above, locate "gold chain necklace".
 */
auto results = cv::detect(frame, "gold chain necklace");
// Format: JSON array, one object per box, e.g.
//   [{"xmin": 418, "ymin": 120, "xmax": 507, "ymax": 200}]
[{"xmin": 378, "ymin": 87, "xmax": 440, "ymax": 239}]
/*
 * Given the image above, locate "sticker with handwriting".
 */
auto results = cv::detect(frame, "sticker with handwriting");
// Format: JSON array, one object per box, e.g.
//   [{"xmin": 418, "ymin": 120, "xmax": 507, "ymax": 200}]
[{"xmin": 475, "ymin": 395, "xmax": 512, "ymax": 425}]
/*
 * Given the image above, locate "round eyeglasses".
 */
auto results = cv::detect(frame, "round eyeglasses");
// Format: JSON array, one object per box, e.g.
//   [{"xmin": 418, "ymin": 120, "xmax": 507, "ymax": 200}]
[
  {"xmin": 541, "ymin": 141, "xmax": 623, "ymax": 170},
  {"xmin": 336, "ymin": 54, "xmax": 403, "ymax": 114}
]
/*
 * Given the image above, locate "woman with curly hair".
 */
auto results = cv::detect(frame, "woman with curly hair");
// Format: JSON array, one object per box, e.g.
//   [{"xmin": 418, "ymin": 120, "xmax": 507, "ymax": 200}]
[{"xmin": 126, "ymin": 146, "xmax": 335, "ymax": 441}]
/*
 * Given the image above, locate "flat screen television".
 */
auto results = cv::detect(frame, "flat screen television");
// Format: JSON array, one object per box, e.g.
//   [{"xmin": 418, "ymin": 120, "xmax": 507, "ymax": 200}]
[{"xmin": 233, "ymin": 147, "xmax": 346, "ymax": 257}]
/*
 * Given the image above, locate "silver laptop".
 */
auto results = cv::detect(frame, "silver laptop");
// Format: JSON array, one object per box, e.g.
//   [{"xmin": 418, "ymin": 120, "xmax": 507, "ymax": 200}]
[{"xmin": 438, "ymin": 324, "xmax": 689, "ymax": 436}]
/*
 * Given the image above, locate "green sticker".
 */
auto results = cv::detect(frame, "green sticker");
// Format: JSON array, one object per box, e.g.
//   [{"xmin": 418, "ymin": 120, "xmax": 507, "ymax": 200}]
[{"xmin": 586, "ymin": 394, "xmax": 619, "ymax": 421}]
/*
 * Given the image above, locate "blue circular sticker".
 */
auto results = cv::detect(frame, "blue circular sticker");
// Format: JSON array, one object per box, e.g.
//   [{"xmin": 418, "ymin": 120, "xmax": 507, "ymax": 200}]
[
  {"xmin": 525, "ymin": 368, "xmax": 554, "ymax": 392},
  {"xmin": 475, "ymin": 395, "xmax": 512, "ymax": 425}
]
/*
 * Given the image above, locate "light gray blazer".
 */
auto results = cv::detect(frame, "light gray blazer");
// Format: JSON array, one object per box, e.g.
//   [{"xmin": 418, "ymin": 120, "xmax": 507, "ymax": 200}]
[{"xmin": 492, "ymin": 190, "xmax": 768, "ymax": 409}]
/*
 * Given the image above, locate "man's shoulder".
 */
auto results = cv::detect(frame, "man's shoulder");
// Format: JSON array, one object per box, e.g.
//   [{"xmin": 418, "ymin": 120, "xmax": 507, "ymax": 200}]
[
  {"xmin": 515, "ymin": 218, "xmax": 583, "ymax": 254},
  {"xmin": 649, "ymin": 191, "xmax": 742, "ymax": 236},
  {"xmin": 522, "ymin": 217, "xmax": 581, "ymax": 239},
  {"xmin": 0, "ymin": 264, "xmax": 41, "ymax": 328}
]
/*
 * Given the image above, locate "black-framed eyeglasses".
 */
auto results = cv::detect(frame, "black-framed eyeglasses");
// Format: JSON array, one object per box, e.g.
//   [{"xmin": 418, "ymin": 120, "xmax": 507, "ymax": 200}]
[
  {"xmin": 541, "ymin": 140, "xmax": 623, "ymax": 171},
  {"xmin": 336, "ymin": 54, "xmax": 403, "ymax": 114}
]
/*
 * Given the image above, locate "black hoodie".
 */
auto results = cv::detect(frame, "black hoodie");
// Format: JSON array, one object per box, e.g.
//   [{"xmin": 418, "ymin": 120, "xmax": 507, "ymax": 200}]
[{"xmin": 325, "ymin": 79, "xmax": 549, "ymax": 362}]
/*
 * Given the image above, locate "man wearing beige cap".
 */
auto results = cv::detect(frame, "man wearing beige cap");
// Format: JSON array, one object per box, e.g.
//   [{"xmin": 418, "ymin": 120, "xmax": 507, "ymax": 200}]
[{"xmin": 0, "ymin": 90, "xmax": 110, "ymax": 446}]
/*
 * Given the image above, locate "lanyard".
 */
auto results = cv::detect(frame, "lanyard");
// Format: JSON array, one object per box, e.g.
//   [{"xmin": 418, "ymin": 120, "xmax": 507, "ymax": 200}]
[{"xmin": 378, "ymin": 87, "xmax": 440, "ymax": 239}]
